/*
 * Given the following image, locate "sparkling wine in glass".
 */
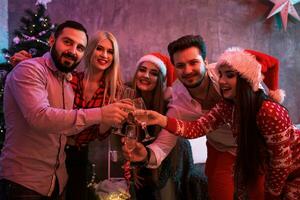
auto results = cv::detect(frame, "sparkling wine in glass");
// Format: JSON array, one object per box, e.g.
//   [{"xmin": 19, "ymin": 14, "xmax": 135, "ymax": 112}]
[
  {"xmin": 132, "ymin": 98, "xmax": 155, "ymax": 142},
  {"xmin": 135, "ymin": 112, "xmax": 149, "ymax": 128},
  {"xmin": 121, "ymin": 87, "xmax": 136, "ymax": 114},
  {"xmin": 121, "ymin": 86, "xmax": 136, "ymax": 100},
  {"xmin": 112, "ymin": 86, "xmax": 136, "ymax": 136},
  {"xmin": 124, "ymin": 125, "xmax": 138, "ymax": 153},
  {"xmin": 122, "ymin": 125, "xmax": 138, "ymax": 182}
]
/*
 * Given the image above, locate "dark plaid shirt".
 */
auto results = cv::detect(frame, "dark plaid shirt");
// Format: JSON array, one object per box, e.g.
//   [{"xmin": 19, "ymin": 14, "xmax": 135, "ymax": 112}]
[{"xmin": 68, "ymin": 71, "xmax": 110, "ymax": 147}]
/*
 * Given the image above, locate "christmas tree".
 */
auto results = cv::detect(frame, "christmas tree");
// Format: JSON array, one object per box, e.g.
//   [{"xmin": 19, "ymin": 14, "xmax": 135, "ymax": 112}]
[
  {"xmin": 0, "ymin": 2, "xmax": 56, "ymax": 150},
  {"xmin": 2, "ymin": 4, "xmax": 55, "ymax": 61}
]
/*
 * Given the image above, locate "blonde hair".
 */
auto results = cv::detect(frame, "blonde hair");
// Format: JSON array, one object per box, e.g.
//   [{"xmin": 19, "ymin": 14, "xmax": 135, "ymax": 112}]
[{"xmin": 83, "ymin": 31, "xmax": 123, "ymax": 104}]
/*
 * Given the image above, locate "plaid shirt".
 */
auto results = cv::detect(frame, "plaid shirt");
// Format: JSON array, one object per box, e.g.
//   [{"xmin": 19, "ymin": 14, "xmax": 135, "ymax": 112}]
[{"xmin": 68, "ymin": 71, "xmax": 110, "ymax": 147}]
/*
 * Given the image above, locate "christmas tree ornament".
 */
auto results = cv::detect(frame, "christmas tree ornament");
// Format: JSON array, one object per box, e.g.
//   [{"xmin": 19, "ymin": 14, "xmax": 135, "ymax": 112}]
[
  {"xmin": 13, "ymin": 36, "xmax": 20, "ymax": 44},
  {"xmin": 267, "ymin": 0, "xmax": 300, "ymax": 30}
]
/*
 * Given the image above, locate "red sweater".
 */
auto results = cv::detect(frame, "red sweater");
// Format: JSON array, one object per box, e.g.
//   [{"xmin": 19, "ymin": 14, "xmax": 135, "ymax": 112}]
[{"xmin": 166, "ymin": 100, "xmax": 300, "ymax": 197}]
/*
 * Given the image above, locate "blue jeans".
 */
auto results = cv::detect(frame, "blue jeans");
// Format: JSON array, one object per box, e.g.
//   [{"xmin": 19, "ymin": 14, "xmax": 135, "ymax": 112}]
[{"xmin": 0, "ymin": 179, "xmax": 60, "ymax": 200}]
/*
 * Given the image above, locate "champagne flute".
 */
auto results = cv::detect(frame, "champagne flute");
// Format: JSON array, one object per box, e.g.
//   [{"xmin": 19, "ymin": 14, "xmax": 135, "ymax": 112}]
[
  {"xmin": 112, "ymin": 86, "xmax": 136, "ymax": 136},
  {"xmin": 122, "ymin": 125, "xmax": 138, "ymax": 192},
  {"xmin": 122, "ymin": 124, "xmax": 138, "ymax": 171},
  {"xmin": 132, "ymin": 98, "xmax": 155, "ymax": 142},
  {"xmin": 121, "ymin": 86, "xmax": 136, "ymax": 100},
  {"xmin": 124, "ymin": 124, "xmax": 138, "ymax": 154},
  {"xmin": 121, "ymin": 87, "xmax": 136, "ymax": 115}
]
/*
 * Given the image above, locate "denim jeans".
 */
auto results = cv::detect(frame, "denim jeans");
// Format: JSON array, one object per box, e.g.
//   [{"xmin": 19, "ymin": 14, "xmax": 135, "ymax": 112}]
[{"xmin": 0, "ymin": 179, "xmax": 60, "ymax": 200}]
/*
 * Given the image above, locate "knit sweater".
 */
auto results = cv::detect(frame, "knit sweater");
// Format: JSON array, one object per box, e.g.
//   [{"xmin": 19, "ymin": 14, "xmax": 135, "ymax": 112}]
[{"xmin": 165, "ymin": 100, "xmax": 300, "ymax": 197}]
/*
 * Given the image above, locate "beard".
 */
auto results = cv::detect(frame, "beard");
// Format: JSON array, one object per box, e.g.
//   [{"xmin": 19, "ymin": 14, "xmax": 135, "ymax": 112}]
[
  {"xmin": 50, "ymin": 45, "xmax": 81, "ymax": 73},
  {"xmin": 182, "ymin": 77, "xmax": 203, "ymax": 88},
  {"xmin": 180, "ymin": 72, "xmax": 206, "ymax": 89},
  {"xmin": 183, "ymin": 64, "xmax": 207, "ymax": 88}
]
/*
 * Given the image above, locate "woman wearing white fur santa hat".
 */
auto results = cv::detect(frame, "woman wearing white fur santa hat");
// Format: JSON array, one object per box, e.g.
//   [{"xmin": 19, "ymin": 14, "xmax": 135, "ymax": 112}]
[{"xmin": 138, "ymin": 47, "xmax": 300, "ymax": 200}]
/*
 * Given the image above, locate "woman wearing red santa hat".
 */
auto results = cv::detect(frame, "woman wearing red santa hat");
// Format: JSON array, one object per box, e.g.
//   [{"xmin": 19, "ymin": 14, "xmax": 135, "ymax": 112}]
[
  {"xmin": 133, "ymin": 52, "xmax": 175, "ymax": 117},
  {"xmin": 129, "ymin": 52, "xmax": 173, "ymax": 199},
  {"xmin": 137, "ymin": 47, "xmax": 300, "ymax": 200},
  {"xmin": 128, "ymin": 52, "xmax": 199, "ymax": 200}
]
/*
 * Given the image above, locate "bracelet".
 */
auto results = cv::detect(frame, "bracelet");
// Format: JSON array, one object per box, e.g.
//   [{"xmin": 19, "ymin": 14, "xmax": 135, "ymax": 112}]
[{"xmin": 131, "ymin": 147, "xmax": 151, "ymax": 167}]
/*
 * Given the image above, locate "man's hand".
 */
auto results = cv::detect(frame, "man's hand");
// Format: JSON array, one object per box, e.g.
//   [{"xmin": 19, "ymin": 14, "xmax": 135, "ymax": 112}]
[
  {"xmin": 100, "ymin": 102, "xmax": 134, "ymax": 127},
  {"xmin": 9, "ymin": 50, "xmax": 32, "ymax": 67}
]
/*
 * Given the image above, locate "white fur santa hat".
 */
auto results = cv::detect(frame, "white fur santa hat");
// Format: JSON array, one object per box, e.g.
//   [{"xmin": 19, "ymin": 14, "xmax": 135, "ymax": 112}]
[
  {"xmin": 217, "ymin": 47, "xmax": 285, "ymax": 103},
  {"xmin": 135, "ymin": 52, "xmax": 176, "ymax": 87}
]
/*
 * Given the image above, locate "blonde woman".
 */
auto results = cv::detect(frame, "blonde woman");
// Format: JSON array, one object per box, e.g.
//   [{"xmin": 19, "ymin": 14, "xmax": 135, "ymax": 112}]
[{"xmin": 66, "ymin": 31, "xmax": 125, "ymax": 200}]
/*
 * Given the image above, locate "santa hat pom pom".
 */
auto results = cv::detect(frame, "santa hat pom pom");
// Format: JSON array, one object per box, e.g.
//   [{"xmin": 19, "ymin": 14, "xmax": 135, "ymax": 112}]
[
  {"xmin": 269, "ymin": 89, "xmax": 285, "ymax": 104},
  {"xmin": 245, "ymin": 49, "xmax": 285, "ymax": 103}
]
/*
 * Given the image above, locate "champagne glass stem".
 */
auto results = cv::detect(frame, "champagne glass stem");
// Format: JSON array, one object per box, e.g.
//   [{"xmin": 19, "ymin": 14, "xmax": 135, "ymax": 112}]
[
  {"xmin": 112, "ymin": 127, "xmax": 125, "ymax": 136},
  {"xmin": 144, "ymin": 128, "xmax": 152, "ymax": 140},
  {"xmin": 141, "ymin": 123, "xmax": 155, "ymax": 142}
]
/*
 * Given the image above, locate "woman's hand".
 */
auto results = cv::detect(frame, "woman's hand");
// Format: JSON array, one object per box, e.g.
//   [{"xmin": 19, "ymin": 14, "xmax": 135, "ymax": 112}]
[
  {"xmin": 9, "ymin": 50, "xmax": 32, "ymax": 67},
  {"xmin": 134, "ymin": 110, "xmax": 167, "ymax": 128}
]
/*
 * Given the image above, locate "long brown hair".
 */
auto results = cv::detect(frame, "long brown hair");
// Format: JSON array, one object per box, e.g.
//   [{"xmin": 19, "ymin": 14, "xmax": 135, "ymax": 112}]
[
  {"xmin": 132, "ymin": 67, "xmax": 167, "ymax": 137},
  {"xmin": 234, "ymin": 75, "xmax": 270, "ymax": 191}
]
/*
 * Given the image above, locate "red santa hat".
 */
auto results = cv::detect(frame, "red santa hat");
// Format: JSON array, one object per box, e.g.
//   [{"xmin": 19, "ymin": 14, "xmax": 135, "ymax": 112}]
[
  {"xmin": 135, "ymin": 52, "xmax": 176, "ymax": 87},
  {"xmin": 217, "ymin": 47, "xmax": 285, "ymax": 103}
]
